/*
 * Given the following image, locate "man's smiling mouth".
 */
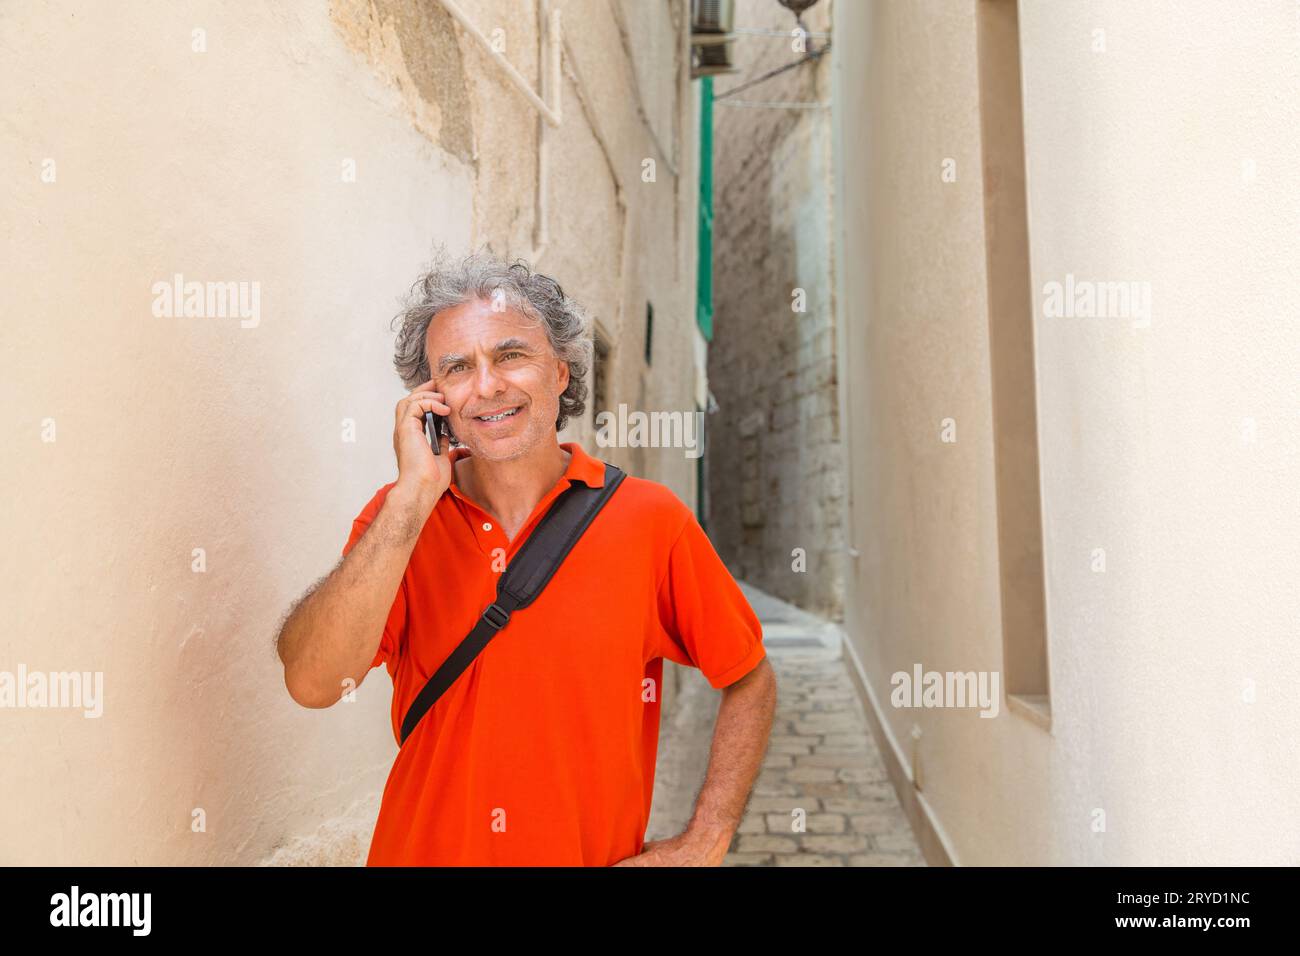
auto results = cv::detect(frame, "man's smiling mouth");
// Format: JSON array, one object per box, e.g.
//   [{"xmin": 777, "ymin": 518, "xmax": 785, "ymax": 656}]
[{"xmin": 474, "ymin": 405, "xmax": 522, "ymax": 422}]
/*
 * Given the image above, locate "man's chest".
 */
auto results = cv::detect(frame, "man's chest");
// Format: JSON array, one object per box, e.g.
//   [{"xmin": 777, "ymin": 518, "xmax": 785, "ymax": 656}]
[{"xmin": 399, "ymin": 524, "xmax": 664, "ymax": 681}]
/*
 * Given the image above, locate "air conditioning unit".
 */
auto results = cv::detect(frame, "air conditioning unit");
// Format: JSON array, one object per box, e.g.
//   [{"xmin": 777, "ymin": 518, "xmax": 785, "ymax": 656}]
[
  {"xmin": 692, "ymin": 0, "xmax": 734, "ymax": 34},
  {"xmin": 691, "ymin": 0, "xmax": 738, "ymax": 77}
]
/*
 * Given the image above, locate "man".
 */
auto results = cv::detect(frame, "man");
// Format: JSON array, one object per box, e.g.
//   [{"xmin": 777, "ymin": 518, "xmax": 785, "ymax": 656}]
[{"xmin": 276, "ymin": 248, "xmax": 776, "ymax": 866}]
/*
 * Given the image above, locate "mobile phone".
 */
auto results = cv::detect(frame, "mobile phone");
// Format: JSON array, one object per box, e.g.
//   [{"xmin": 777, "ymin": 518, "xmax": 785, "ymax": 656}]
[{"xmin": 424, "ymin": 411, "xmax": 447, "ymax": 455}]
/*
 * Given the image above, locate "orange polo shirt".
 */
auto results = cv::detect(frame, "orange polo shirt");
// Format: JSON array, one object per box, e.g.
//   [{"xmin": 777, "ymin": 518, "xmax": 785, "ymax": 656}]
[{"xmin": 340, "ymin": 440, "xmax": 766, "ymax": 866}]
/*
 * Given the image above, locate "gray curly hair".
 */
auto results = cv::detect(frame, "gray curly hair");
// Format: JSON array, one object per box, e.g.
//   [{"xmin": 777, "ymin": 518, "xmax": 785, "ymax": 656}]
[{"xmin": 390, "ymin": 246, "xmax": 592, "ymax": 432}]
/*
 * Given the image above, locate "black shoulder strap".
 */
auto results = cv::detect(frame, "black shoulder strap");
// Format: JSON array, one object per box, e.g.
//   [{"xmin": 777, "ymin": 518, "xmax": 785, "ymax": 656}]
[{"xmin": 398, "ymin": 460, "xmax": 627, "ymax": 746}]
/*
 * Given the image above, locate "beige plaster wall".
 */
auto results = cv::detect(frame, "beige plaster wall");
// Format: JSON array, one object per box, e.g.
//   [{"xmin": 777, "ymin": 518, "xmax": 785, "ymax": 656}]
[
  {"xmin": 832, "ymin": 0, "xmax": 1299, "ymax": 864},
  {"xmin": 0, "ymin": 0, "xmax": 699, "ymax": 864}
]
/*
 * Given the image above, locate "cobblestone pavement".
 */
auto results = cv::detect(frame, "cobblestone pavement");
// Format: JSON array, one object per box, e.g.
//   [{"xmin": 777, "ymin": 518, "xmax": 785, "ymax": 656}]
[{"xmin": 648, "ymin": 583, "xmax": 926, "ymax": 867}]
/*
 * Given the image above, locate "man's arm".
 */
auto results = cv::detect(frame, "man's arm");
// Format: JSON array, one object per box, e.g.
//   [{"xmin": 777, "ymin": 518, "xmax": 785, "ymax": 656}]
[
  {"xmin": 276, "ymin": 377, "xmax": 452, "ymax": 708},
  {"xmin": 275, "ymin": 482, "xmax": 433, "ymax": 708},
  {"xmin": 685, "ymin": 657, "xmax": 778, "ymax": 861},
  {"xmin": 616, "ymin": 657, "xmax": 777, "ymax": 866}
]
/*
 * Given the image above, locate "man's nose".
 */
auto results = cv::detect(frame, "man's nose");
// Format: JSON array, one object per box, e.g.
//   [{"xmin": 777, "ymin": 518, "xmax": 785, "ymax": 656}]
[{"xmin": 472, "ymin": 359, "xmax": 506, "ymax": 397}]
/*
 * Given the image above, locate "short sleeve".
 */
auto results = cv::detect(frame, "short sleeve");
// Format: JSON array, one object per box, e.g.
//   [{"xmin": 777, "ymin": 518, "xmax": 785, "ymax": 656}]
[
  {"xmin": 655, "ymin": 511, "xmax": 766, "ymax": 688},
  {"xmin": 341, "ymin": 485, "xmax": 408, "ymax": 671}
]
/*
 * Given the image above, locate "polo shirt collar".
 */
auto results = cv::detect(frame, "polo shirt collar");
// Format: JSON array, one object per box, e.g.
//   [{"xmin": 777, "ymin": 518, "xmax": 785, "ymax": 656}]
[
  {"xmin": 559, "ymin": 441, "xmax": 607, "ymax": 488},
  {"xmin": 447, "ymin": 440, "xmax": 606, "ymax": 500}
]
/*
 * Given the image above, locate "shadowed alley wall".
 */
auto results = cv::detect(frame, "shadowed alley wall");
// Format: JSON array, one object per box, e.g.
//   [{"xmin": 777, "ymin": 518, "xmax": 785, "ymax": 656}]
[{"xmin": 708, "ymin": 0, "xmax": 843, "ymax": 620}]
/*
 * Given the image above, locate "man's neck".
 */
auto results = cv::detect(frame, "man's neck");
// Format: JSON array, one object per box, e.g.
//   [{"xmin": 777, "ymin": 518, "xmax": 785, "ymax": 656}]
[{"xmin": 455, "ymin": 439, "xmax": 571, "ymax": 537}]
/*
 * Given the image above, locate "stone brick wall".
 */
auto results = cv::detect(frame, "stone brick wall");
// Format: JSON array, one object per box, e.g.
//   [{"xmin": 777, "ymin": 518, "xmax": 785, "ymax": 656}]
[{"xmin": 706, "ymin": 0, "xmax": 844, "ymax": 620}]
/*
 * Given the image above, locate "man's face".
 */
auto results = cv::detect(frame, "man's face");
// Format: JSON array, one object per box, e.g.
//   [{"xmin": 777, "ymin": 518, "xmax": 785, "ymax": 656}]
[{"xmin": 425, "ymin": 297, "xmax": 570, "ymax": 462}]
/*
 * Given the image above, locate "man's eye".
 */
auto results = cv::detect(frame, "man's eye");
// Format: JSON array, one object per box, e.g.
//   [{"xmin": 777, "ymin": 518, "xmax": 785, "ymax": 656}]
[
  {"xmin": 502, "ymin": 351, "xmax": 524, "ymax": 360},
  {"xmin": 447, "ymin": 362, "xmax": 468, "ymax": 374}
]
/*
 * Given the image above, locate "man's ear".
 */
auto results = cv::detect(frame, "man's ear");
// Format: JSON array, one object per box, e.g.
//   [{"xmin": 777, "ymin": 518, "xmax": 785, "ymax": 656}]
[{"xmin": 555, "ymin": 357, "xmax": 570, "ymax": 394}]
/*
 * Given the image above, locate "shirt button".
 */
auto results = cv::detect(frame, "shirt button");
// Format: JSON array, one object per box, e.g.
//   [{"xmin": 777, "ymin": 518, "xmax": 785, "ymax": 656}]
[{"xmin": 482, "ymin": 522, "xmax": 493, "ymax": 531}]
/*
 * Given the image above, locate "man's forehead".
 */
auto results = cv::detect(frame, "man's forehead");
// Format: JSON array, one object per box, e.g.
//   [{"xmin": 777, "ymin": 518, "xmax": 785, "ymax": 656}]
[
  {"xmin": 426, "ymin": 299, "xmax": 543, "ymax": 340},
  {"xmin": 444, "ymin": 335, "xmax": 533, "ymax": 352}
]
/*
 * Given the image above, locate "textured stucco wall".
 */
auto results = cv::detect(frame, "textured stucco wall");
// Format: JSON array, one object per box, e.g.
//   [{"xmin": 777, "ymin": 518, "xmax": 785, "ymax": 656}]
[
  {"xmin": 832, "ymin": 0, "xmax": 1299, "ymax": 865},
  {"xmin": 1018, "ymin": 0, "xmax": 1300, "ymax": 865},
  {"xmin": 708, "ymin": 0, "xmax": 843, "ymax": 620},
  {"xmin": 0, "ymin": 0, "xmax": 698, "ymax": 864}
]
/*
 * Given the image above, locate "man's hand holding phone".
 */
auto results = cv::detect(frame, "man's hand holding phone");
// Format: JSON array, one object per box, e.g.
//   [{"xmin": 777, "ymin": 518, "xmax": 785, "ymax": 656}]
[{"xmin": 392, "ymin": 376, "xmax": 453, "ymax": 518}]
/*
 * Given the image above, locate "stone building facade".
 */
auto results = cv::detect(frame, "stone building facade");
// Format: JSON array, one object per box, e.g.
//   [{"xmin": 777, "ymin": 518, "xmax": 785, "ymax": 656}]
[{"xmin": 706, "ymin": 0, "xmax": 843, "ymax": 620}]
